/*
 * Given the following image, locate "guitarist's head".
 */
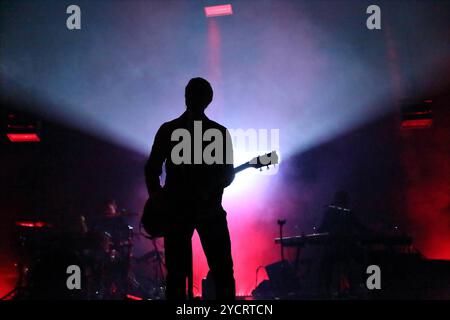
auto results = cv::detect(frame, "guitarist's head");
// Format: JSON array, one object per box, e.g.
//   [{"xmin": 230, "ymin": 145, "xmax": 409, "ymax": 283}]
[{"xmin": 185, "ymin": 77, "xmax": 213, "ymax": 116}]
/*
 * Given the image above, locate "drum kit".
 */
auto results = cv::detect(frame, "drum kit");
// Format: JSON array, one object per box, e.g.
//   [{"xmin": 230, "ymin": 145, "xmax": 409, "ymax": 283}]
[{"xmin": 10, "ymin": 210, "xmax": 166, "ymax": 300}]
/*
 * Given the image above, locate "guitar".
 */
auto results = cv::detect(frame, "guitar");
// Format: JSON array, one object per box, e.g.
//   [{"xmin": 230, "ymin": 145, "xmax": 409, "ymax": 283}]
[{"xmin": 141, "ymin": 151, "xmax": 279, "ymax": 238}]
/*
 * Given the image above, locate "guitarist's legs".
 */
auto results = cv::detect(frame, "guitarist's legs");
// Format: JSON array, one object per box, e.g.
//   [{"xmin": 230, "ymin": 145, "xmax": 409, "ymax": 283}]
[
  {"xmin": 197, "ymin": 213, "xmax": 235, "ymax": 300},
  {"xmin": 164, "ymin": 223, "xmax": 195, "ymax": 300}
]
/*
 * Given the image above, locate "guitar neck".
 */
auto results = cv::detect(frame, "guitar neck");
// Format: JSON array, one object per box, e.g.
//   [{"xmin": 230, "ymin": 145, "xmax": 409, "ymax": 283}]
[
  {"xmin": 234, "ymin": 162, "xmax": 251, "ymax": 174},
  {"xmin": 233, "ymin": 151, "xmax": 278, "ymax": 174}
]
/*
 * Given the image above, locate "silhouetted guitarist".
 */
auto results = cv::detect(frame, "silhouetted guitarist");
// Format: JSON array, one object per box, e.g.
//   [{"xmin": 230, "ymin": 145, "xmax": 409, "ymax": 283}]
[{"xmin": 145, "ymin": 78, "xmax": 235, "ymax": 300}]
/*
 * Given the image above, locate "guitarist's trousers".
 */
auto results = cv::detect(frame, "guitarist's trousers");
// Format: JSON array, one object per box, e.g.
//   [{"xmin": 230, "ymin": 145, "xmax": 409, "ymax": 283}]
[{"xmin": 164, "ymin": 212, "xmax": 235, "ymax": 300}]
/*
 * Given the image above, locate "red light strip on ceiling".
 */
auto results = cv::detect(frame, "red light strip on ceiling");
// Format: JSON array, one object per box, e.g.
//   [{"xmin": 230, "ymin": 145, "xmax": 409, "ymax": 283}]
[{"xmin": 204, "ymin": 4, "xmax": 233, "ymax": 17}]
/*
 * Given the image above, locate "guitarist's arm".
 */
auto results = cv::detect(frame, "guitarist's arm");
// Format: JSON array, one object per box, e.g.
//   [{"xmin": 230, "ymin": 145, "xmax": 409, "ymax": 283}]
[
  {"xmin": 222, "ymin": 128, "xmax": 235, "ymax": 188},
  {"xmin": 200, "ymin": 128, "xmax": 234, "ymax": 195},
  {"xmin": 145, "ymin": 124, "xmax": 168, "ymax": 196}
]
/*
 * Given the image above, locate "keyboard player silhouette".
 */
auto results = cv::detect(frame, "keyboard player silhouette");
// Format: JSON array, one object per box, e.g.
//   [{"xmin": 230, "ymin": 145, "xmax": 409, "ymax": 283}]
[{"xmin": 318, "ymin": 190, "xmax": 367, "ymax": 297}]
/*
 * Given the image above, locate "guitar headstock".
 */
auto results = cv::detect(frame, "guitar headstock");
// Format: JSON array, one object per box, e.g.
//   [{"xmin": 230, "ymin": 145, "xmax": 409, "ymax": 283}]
[{"xmin": 248, "ymin": 151, "xmax": 279, "ymax": 170}]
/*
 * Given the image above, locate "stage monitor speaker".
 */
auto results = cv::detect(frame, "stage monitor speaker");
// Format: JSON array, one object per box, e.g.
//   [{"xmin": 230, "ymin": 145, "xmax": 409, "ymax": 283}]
[{"xmin": 265, "ymin": 260, "xmax": 300, "ymax": 298}]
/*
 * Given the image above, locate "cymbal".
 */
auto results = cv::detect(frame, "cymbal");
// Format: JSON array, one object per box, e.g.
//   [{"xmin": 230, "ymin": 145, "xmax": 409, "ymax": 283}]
[
  {"xmin": 119, "ymin": 209, "xmax": 139, "ymax": 217},
  {"xmin": 134, "ymin": 250, "xmax": 164, "ymax": 263}
]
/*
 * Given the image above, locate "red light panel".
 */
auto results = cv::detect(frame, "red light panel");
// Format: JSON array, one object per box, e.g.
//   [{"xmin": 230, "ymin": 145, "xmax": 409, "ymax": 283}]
[
  {"xmin": 7, "ymin": 133, "xmax": 40, "ymax": 142},
  {"xmin": 204, "ymin": 4, "xmax": 233, "ymax": 17},
  {"xmin": 401, "ymin": 119, "xmax": 433, "ymax": 129},
  {"xmin": 15, "ymin": 221, "xmax": 50, "ymax": 228}
]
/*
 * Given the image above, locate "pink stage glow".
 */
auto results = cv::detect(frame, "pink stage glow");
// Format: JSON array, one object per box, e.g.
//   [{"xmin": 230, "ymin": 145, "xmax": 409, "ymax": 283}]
[
  {"xmin": 0, "ymin": 256, "xmax": 17, "ymax": 299},
  {"xmin": 204, "ymin": 4, "xmax": 233, "ymax": 18},
  {"xmin": 191, "ymin": 170, "xmax": 280, "ymax": 296}
]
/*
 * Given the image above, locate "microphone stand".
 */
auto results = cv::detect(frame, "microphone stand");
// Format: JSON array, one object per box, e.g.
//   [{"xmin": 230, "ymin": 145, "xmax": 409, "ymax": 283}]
[
  {"xmin": 277, "ymin": 219, "xmax": 286, "ymax": 262},
  {"xmin": 277, "ymin": 219, "xmax": 288, "ymax": 298}
]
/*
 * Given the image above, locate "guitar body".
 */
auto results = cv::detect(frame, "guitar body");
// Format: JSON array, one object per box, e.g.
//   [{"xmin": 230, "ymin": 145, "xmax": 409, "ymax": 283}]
[{"xmin": 141, "ymin": 190, "xmax": 172, "ymax": 238}]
